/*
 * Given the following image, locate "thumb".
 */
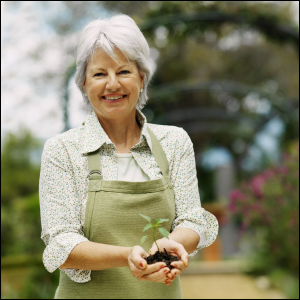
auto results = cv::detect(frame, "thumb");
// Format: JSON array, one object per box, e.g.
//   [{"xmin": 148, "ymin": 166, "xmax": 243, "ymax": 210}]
[
  {"xmin": 139, "ymin": 259, "xmax": 147, "ymax": 270},
  {"xmin": 180, "ymin": 252, "xmax": 189, "ymax": 267},
  {"xmin": 148, "ymin": 245, "xmax": 157, "ymax": 256},
  {"xmin": 181, "ymin": 254, "xmax": 189, "ymax": 267},
  {"xmin": 131, "ymin": 246, "xmax": 148, "ymax": 270},
  {"xmin": 173, "ymin": 243, "xmax": 189, "ymax": 266}
]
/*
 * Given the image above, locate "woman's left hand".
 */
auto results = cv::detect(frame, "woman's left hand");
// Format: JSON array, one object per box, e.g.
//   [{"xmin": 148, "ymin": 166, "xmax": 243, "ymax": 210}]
[{"xmin": 148, "ymin": 238, "xmax": 189, "ymax": 285}]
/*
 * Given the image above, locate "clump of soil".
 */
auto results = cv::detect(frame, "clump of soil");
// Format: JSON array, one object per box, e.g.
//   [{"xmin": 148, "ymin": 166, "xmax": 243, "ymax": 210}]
[{"xmin": 146, "ymin": 248, "xmax": 180, "ymax": 269}]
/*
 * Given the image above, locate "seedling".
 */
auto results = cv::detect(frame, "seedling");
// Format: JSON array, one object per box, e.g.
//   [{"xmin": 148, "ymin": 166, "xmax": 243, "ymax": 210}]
[{"xmin": 139, "ymin": 213, "xmax": 170, "ymax": 252}]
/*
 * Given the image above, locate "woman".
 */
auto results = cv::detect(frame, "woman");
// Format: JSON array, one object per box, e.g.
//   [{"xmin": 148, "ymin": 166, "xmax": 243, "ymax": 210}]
[{"xmin": 39, "ymin": 14, "xmax": 218, "ymax": 299}]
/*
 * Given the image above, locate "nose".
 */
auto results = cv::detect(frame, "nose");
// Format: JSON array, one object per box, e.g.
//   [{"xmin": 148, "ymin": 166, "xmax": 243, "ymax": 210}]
[{"xmin": 106, "ymin": 73, "xmax": 121, "ymax": 91}]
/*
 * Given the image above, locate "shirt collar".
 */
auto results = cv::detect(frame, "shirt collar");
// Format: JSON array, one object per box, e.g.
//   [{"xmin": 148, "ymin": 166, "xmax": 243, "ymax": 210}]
[{"xmin": 80, "ymin": 109, "xmax": 152, "ymax": 155}]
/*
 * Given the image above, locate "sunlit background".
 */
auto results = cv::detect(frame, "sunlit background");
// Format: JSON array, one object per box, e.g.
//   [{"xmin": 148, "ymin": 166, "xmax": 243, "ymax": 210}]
[{"xmin": 1, "ymin": 1, "xmax": 299, "ymax": 299}]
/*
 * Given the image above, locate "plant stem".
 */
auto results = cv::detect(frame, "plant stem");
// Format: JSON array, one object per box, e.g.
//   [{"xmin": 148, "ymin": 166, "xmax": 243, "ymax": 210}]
[{"xmin": 153, "ymin": 228, "xmax": 160, "ymax": 252}]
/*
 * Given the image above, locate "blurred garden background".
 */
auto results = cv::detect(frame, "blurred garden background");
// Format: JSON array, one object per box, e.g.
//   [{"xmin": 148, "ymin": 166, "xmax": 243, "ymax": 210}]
[{"xmin": 1, "ymin": 1, "xmax": 299, "ymax": 299}]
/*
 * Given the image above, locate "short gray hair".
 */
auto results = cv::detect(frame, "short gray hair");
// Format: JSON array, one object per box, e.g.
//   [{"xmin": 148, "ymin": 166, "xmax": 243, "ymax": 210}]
[{"xmin": 74, "ymin": 14, "xmax": 153, "ymax": 111}]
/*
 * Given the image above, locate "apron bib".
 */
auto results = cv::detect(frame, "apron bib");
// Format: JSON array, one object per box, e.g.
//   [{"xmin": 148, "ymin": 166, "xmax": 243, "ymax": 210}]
[{"xmin": 55, "ymin": 128, "xmax": 182, "ymax": 299}]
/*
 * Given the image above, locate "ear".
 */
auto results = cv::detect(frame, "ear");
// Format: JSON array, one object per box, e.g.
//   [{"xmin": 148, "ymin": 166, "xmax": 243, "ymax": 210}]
[
  {"xmin": 140, "ymin": 72, "xmax": 145, "ymax": 89},
  {"xmin": 83, "ymin": 80, "xmax": 86, "ymax": 93}
]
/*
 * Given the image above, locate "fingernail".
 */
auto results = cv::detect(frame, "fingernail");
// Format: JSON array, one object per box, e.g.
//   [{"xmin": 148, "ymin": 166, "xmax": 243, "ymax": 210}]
[
  {"xmin": 140, "ymin": 262, "xmax": 144, "ymax": 268},
  {"xmin": 164, "ymin": 269, "xmax": 169, "ymax": 274},
  {"xmin": 174, "ymin": 271, "xmax": 177, "ymax": 276}
]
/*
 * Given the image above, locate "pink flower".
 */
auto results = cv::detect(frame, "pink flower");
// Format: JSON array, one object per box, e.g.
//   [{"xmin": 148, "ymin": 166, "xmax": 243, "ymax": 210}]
[
  {"xmin": 230, "ymin": 189, "xmax": 247, "ymax": 202},
  {"xmin": 251, "ymin": 176, "xmax": 265, "ymax": 198}
]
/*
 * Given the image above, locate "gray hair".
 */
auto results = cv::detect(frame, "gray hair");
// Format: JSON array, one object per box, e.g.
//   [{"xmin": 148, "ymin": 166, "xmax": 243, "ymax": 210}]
[{"xmin": 74, "ymin": 14, "xmax": 153, "ymax": 111}]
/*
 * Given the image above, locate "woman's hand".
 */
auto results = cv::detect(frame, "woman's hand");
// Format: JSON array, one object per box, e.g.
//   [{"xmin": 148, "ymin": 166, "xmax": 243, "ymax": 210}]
[
  {"xmin": 149, "ymin": 238, "xmax": 189, "ymax": 285},
  {"xmin": 127, "ymin": 245, "xmax": 171, "ymax": 284}
]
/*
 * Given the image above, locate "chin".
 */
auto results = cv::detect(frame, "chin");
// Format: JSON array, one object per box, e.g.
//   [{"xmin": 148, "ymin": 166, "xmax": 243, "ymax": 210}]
[{"xmin": 96, "ymin": 107, "xmax": 134, "ymax": 120}]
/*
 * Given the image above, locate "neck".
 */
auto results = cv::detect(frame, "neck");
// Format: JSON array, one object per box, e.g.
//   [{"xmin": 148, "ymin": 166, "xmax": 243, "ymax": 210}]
[{"xmin": 96, "ymin": 110, "xmax": 141, "ymax": 153}]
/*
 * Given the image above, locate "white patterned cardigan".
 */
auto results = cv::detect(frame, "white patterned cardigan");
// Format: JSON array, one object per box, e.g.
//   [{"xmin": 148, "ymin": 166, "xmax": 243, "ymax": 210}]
[{"xmin": 39, "ymin": 109, "xmax": 219, "ymax": 283}]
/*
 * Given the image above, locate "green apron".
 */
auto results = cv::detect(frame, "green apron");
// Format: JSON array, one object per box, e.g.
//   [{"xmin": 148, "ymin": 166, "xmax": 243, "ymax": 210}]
[{"xmin": 55, "ymin": 127, "xmax": 182, "ymax": 299}]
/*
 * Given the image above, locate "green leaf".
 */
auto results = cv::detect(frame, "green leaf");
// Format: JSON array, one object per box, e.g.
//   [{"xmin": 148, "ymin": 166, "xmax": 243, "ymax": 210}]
[
  {"xmin": 158, "ymin": 227, "xmax": 170, "ymax": 239},
  {"xmin": 155, "ymin": 218, "xmax": 169, "ymax": 225},
  {"xmin": 139, "ymin": 213, "xmax": 151, "ymax": 223},
  {"xmin": 141, "ymin": 235, "xmax": 148, "ymax": 244},
  {"xmin": 143, "ymin": 223, "xmax": 153, "ymax": 232}
]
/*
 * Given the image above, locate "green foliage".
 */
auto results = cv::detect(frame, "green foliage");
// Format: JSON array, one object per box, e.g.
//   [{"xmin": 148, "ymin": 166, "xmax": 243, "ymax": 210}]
[
  {"xmin": 132, "ymin": 0, "xmax": 299, "ymax": 199},
  {"xmin": 139, "ymin": 214, "xmax": 169, "ymax": 252},
  {"xmin": 1, "ymin": 130, "xmax": 43, "ymax": 257},
  {"xmin": 19, "ymin": 266, "xmax": 59, "ymax": 299},
  {"xmin": 1, "ymin": 129, "xmax": 41, "ymax": 205},
  {"xmin": 268, "ymin": 268, "xmax": 299, "ymax": 299},
  {"xmin": 228, "ymin": 141, "xmax": 299, "ymax": 279},
  {"xmin": 1, "ymin": 265, "xmax": 60, "ymax": 299},
  {"xmin": 2, "ymin": 193, "xmax": 45, "ymax": 256},
  {"xmin": 197, "ymin": 166, "xmax": 215, "ymax": 203},
  {"xmin": 1, "ymin": 130, "xmax": 58, "ymax": 299}
]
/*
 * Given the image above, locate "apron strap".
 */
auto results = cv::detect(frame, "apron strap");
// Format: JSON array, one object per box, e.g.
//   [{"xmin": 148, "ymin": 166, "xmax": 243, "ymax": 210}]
[
  {"xmin": 147, "ymin": 127, "xmax": 172, "ymax": 188},
  {"xmin": 146, "ymin": 127, "xmax": 169, "ymax": 176},
  {"xmin": 87, "ymin": 149, "xmax": 102, "ymax": 180}
]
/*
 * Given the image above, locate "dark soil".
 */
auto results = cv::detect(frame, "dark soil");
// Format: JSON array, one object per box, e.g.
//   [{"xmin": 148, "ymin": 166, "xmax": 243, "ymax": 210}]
[{"xmin": 145, "ymin": 248, "xmax": 180, "ymax": 269}]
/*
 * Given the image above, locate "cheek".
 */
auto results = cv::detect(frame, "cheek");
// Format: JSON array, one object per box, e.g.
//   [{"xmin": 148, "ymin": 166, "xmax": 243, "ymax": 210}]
[{"xmin": 89, "ymin": 81, "xmax": 104, "ymax": 92}]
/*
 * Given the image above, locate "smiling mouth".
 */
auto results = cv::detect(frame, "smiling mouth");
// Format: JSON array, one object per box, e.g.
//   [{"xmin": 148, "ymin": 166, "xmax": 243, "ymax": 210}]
[
  {"xmin": 101, "ymin": 95, "xmax": 127, "ymax": 103},
  {"xmin": 101, "ymin": 95, "xmax": 127, "ymax": 100}
]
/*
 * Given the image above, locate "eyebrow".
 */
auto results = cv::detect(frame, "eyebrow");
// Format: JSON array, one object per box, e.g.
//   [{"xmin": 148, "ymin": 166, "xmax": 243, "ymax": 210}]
[{"xmin": 92, "ymin": 65, "xmax": 130, "ymax": 72}]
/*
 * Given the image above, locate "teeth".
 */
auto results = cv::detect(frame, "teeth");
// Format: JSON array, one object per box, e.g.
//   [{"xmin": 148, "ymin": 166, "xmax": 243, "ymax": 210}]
[{"xmin": 105, "ymin": 96, "xmax": 123, "ymax": 100}]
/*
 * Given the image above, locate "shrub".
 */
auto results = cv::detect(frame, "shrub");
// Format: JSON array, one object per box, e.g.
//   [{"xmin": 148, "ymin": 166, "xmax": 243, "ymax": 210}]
[{"xmin": 228, "ymin": 142, "xmax": 299, "ymax": 276}]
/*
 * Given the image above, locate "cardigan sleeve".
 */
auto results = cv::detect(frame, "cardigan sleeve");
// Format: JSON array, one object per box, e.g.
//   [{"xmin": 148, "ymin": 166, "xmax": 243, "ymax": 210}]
[
  {"xmin": 170, "ymin": 128, "xmax": 219, "ymax": 257},
  {"xmin": 39, "ymin": 137, "xmax": 91, "ymax": 283}
]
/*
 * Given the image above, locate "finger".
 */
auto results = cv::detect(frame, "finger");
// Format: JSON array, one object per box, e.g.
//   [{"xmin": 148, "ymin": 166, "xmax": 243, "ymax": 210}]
[
  {"xmin": 130, "ymin": 247, "xmax": 148, "ymax": 270},
  {"xmin": 170, "ymin": 268, "xmax": 183, "ymax": 277},
  {"xmin": 144, "ymin": 262, "xmax": 167, "ymax": 275},
  {"xmin": 180, "ymin": 253, "xmax": 189, "ymax": 267},
  {"xmin": 166, "ymin": 271, "xmax": 175, "ymax": 280},
  {"xmin": 149, "ymin": 245, "xmax": 159, "ymax": 255},
  {"xmin": 131, "ymin": 261, "xmax": 167, "ymax": 279},
  {"xmin": 170, "ymin": 260, "xmax": 187, "ymax": 270},
  {"xmin": 129, "ymin": 258, "xmax": 147, "ymax": 271},
  {"xmin": 148, "ymin": 248, "xmax": 154, "ymax": 255},
  {"xmin": 141, "ymin": 267, "xmax": 170, "ymax": 283},
  {"xmin": 173, "ymin": 245, "xmax": 189, "ymax": 267},
  {"xmin": 167, "ymin": 268, "xmax": 182, "ymax": 280}
]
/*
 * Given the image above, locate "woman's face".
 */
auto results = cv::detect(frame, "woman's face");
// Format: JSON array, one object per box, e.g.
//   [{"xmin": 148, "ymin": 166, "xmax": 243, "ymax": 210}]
[{"xmin": 83, "ymin": 48, "xmax": 144, "ymax": 122}]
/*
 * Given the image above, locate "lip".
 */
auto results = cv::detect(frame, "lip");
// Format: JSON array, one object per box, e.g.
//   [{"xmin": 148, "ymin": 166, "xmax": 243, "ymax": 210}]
[
  {"xmin": 102, "ymin": 95, "xmax": 127, "ymax": 103},
  {"xmin": 103, "ymin": 93, "xmax": 125, "ymax": 97}
]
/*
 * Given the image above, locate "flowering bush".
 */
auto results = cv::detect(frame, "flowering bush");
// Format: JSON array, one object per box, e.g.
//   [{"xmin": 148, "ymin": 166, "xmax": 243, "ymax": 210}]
[{"xmin": 228, "ymin": 142, "xmax": 299, "ymax": 276}]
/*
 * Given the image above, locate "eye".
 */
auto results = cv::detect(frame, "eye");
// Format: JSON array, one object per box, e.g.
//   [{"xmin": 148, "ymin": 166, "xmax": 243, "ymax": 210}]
[
  {"xmin": 120, "ymin": 70, "xmax": 130, "ymax": 74},
  {"xmin": 94, "ymin": 73, "xmax": 104, "ymax": 77}
]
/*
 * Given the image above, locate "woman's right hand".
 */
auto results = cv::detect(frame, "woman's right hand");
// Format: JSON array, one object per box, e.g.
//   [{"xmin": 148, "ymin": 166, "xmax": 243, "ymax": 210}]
[{"xmin": 127, "ymin": 245, "xmax": 171, "ymax": 284}]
